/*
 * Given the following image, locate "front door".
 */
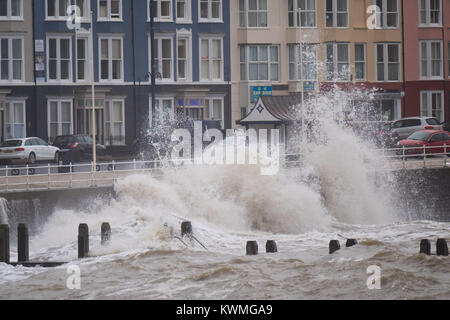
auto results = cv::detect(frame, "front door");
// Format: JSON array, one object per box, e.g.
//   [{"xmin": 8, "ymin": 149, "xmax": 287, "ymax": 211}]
[{"xmin": 76, "ymin": 109, "xmax": 105, "ymax": 145}]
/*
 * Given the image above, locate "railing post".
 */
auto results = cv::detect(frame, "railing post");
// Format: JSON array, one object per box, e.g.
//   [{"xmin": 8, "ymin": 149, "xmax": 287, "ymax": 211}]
[
  {"xmin": 17, "ymin": 224, "xmax": 29, "ymax": 263},
  {"xmin": 133, "ymin": 159, "xmax": 136, "ymax": 171},
  {"xmin": 69, "ymin": 162, "xmax": 73, "ymax": 189},
  {"xmin": 423, "ymin": 145, "xmax": 426, "ymax": 168},
  {"xmin": 78, "ymin": 224, "xmax": 89, "ymax": 259},
  {"xmin": 101, "ymin": 222, "xmax": 111, "ymax": 245},
  {"xmin": 445, "ymin": 144, "xmax": 448, "ymax": 168},
  {"xmin": 111, "ymin": 160, "xmax": 115, "ymax": 184},
  {"xmin": 47, "ymin": 163, "xmax": 51, "ymax": 189},
  {"xmin": 5, "ymin": 165, "xmax": 8, "ymax": 192},
  {"xmin": 26, "ymin": 164, "xmax": 29, "ymax": 191},
  {"xmin": 91, "ymin": 161, "xmax": 94, "ymax": 187},
  {"xmin": 402, "ymin": 145, "xmax": 405, "ymax": 169},
  {"xmin": 0, "ymin": 224, "xmax": 10, "ymax": 263}
]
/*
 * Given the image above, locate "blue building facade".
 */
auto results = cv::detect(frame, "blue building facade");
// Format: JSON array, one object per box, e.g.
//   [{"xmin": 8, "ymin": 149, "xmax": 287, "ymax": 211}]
[{"xmin": 26, "ymin": 0, "xmax": 230, "ymax": 150}]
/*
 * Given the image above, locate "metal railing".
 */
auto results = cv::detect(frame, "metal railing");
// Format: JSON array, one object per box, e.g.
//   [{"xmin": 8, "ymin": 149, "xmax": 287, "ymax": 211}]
[
  {"xmin": 0, "ymin": 144, "xmax": 449, "ymax": 193},
  {"xmin": 282, "ymin": 144, "xmax": 450, "ymax": 170},
  {"xmin": 0, "ymin": 158, "xmax": 192, "ymax": 193}
]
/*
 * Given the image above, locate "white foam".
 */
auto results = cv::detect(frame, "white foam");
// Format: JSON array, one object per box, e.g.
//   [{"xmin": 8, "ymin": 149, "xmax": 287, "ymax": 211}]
[{"xmin": 28, "ymin": 87, "xmax": 402, "ymax": 261}]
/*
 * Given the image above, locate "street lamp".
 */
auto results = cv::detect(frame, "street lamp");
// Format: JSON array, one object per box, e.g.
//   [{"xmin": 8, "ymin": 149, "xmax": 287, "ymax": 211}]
[
  {"xmin": 299, "ymin": 44, "xmax": 307, "ymax": 153},
  {"xmin": 149, "ymin": 0, "xmax": 156, "ymax": 129},
  {"xmin": 90, "ymin": 10, "xmax": 97, "ymax": 173}
]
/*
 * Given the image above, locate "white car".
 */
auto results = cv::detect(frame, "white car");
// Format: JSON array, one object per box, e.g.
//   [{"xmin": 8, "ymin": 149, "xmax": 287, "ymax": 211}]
[
  {"xmin": 391, "ymin": 117, "xmax": 443, "ymax": 141},
  {"xmin": 0, "ymin": 137, "xmax": 60, "ymax": 164}
]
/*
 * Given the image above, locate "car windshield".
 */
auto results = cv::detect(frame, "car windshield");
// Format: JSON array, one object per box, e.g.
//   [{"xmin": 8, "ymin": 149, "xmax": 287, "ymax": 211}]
[
  {"xmin": 54, "ymin": 136, "xmax": 74, "ymax": 144},
  {"xmin": 408, "ymin": 131, "xmax": 431, "ymax": 141},
  {"xmin": 393, "ymin": 121, "xmax": 403, "ymax": 128},
  {"xmin": 426, "ymin": 118, "xmax": 440, "ymax": 125},
  {"xmin": 1, "ymin": 140, "xmax": 22, "ymax": 147}
]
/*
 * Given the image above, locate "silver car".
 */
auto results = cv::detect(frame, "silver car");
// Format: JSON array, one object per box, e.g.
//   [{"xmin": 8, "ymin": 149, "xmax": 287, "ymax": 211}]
[
  {"xmin": 0, "ymin": 137, "xmax": 60, "ymax": 164},
  {"xmin": 391, "ymin": 117, "xmax": 443, "ymax": 141}
]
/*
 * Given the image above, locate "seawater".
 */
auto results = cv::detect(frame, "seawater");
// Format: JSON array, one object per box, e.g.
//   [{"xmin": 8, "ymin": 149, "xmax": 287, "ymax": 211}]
[{"xmin": 0, "ymin": 87, "xmax": 448, "ymax": 300}]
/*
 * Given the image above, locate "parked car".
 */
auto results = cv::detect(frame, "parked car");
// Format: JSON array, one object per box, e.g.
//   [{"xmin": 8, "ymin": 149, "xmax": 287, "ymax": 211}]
[
  {"xmin": 441, "ymin": 120, "xmax": 450, "ymax": 133},
  {"xmin": 52, "ymin": 134, "xmax": 106, "ymax": 162},
  {"xmin": 391, "ymin": 117, "xmax": 442, "ymax": 142},
  {"xmin": 0, "ymin": 137, "xmax": 60, "ymax": 164},
  {"xmin": 396, "ymin": 130, "xmax": 450, "ymax": 156}
]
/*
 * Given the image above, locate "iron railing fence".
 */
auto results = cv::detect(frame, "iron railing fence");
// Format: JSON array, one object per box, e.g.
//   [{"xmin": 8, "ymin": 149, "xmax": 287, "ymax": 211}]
[{"xmin": 0, "ymin": 144, "xmax": 449, "ymax": 193}]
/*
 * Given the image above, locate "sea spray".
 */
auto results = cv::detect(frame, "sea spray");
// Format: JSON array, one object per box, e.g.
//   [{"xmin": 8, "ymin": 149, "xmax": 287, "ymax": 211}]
[
  {"xmin": 114, "ymin": 165, "xmax": 331, "ymax": 234},
  {"xmin": 28, "ymin": 85, "xmax": 406, "ymax": 259},
  {"xmin": 300, "ymin": 87, "xmax": 398, "ymax": 224}
]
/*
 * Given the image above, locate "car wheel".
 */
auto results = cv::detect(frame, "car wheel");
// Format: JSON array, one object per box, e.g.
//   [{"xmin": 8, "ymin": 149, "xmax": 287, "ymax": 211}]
[{"xmin": 27, "ymin": 153, "xmax": 36, "ymax": 165}]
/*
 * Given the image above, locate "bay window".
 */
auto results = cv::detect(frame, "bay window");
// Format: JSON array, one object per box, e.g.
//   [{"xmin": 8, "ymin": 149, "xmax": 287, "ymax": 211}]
[
  {"xmin": 289, "ymin": 44, "xmax": 317, "ymax": 81},
  {"xmin": 4, "ymin": 101, "xmax": 25, "ymax": 139},
  {"xmin": 199, "ymin": 0, "xmax": 222, "ymax": 21},
  {"xmin": 200, "ymin": 37, "xmax": 223, "ymax": 81},
  {"xmin": 148, "ymin": 0, "xmax": 172, "ymax": 21},
  {"xmin": 325, "ymin": 42, "xmax": 350, "ymax": 81},
  {"xmin": 100, "ymin": 37, "xmax": 123, "ymax": 81},
  {"xmin": 419, "ymin": 0, "xmax": 441, "ymax": 26},
  {"xmin": 0, "ymin": 0, "xmax": 22, "ymax": 20},
  {"xmin": 76, "ymin": 37, "xmax": 88, "ymax": 81},
  {"xmin": 176, "ymin": 0, "xmax": 191, "ymax": 22},
  {"xmin": 204, "ymin": 97, "xmax": 224, "ymax": 129},
  {"xmin": 46, "ymin": 0, "xmax": 70, "ymax": 19},
  {"xmin": 47, "ymin": 37, "xmax": 72, "ymax": 82},
  {"xmin": 150, "ymin": 36, "xmax": 173, "ymax": 81},
  {"xmin": 105, "ymin": 99, "xmax": 125, "ymax": 145},
  {"xmin": 420, "ymin": 40, "xmax": 442, "ymax": 79},
  {"xmin": 240, "ymin": 0, "xmax": 268, "ymax": 28},
  {"xmin": 421, "ymin": 91, "xmax": 444, "ymax": 122},
  {"xmin": 240, "ymin": 45, "xmax": 279, "ymax": 81},
  {"xmin": 375, "ymin": 43, "xmax": 400, "ymax": 81},
  {"xmin": 288, "ymin": 0, "xmax": 316, "ymax": 27},
  {"xmin": 177, "ymin": 36, "xmax": 191, "ymax": 81},
  {"xmin": 48, "ymin": 100, "xmax": 73, "ymax": 142},
  {"xmin": 355, "ymin": 43, "xmax": 366, "ymax": 80},
  {"xmin": 149, "ymin": 97, "xmax": 174, "ymax": 127},
  {"xmin": 98, "ymin": 0, "xmax": 122, "ymax": 21},
  {"xmin": 374, "ymin": 0, "xmax": 398, "ymax": 28},
  {"xmin": 325, "ymin": 0, "xmax": 348, "ymax": 28},
  {"xmin": 0, "ymin": 36, "xmax": 23, "ymax": 82}
]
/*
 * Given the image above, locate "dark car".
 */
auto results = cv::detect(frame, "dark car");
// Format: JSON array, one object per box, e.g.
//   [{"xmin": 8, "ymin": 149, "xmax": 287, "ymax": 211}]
[
  {"xmin": 52, "ymin": 135, "xmax": 106, "ymax": 162},
  {"xmin": 442, "ymin": 120, "xmax": 450, "ymax": 133}
]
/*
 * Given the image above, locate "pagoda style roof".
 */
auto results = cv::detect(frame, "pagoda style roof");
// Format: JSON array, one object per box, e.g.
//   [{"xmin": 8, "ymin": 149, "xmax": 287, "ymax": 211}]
[{"xmin": 237, "ymin": 96, "xmax": 302, "ymax": 125}]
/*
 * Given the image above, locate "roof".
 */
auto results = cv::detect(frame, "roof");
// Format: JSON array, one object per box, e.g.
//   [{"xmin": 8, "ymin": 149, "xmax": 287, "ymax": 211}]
[
  {"xmin": 5, "ymin": 137, "xmax": 35, "ymax": 140},
  {"xmin": 237, "ymin": 96, "xmax": 302, "ymax": 125},
  {"xmin": 260, "ymin": 96, "xmax": 301, "ymax": 121}
]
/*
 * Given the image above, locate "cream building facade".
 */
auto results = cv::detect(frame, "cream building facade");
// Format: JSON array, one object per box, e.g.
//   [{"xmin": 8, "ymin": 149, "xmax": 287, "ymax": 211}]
[
  {"xmin": 0, "ymin": 0, "xmax": 35, "ymax": 141},
  {"xmin": 231, "ymin": 0, "xmax": 405, "ymax": 128}
]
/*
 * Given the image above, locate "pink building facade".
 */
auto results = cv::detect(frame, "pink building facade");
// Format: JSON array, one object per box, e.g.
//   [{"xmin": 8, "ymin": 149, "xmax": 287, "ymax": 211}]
[{"xmin": 404, "ymin": 0, "xmax": 450, "ymax": 122}]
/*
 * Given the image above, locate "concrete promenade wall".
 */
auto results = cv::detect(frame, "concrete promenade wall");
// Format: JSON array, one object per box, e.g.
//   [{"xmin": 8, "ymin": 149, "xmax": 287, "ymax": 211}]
[{"xmin": 0, "ymin": 168, "xmax": 449, "ymax": 242}]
